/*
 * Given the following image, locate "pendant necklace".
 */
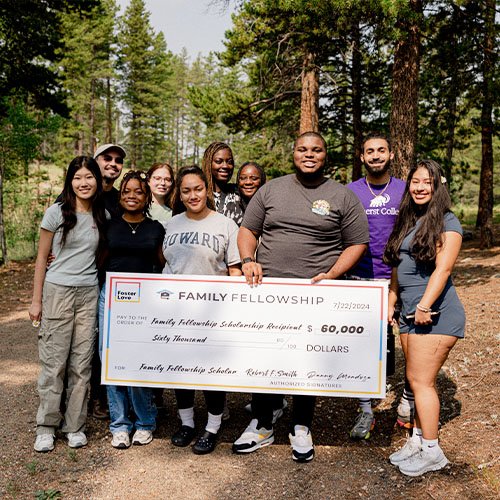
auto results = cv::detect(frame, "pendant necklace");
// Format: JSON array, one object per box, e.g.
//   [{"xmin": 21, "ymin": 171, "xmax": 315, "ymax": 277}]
[
  {"xmin": 365, "ymin": 176, "xmax": 391, "ymax": 204},
  {"xmin": 123, "ymin": 217, "xmax": 144, "ymax": 234}
]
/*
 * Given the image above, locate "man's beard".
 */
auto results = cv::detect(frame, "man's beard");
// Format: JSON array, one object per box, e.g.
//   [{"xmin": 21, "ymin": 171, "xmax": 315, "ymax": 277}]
[{"xmin": 365, "ymin": 159, "xmax": 390, "ymax": 178}]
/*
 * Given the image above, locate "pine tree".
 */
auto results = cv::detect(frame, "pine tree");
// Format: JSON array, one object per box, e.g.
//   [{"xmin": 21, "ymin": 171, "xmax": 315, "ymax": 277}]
[
  {"xmin": 57, "ymin": 0, "xmax": 118, "ymax": 159},
  {"xmin": 117, "ymin": 0, "xmax": 173, "ymax": 168}
]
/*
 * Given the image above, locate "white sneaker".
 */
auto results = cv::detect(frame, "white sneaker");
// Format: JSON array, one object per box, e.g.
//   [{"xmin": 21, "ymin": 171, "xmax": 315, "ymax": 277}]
[
  {"xmin": 111, "ymin": 431, "xmax": 130, "ymax": 449},
  {"xmin": 398, "ymin": 447, "xmax": 449, "ymax": 476},
  {"xmin": 34, "ymin": 434, "xmax": 55, "ymax": 453},
  {"xmin": 232, "ymin": 419, "xmax": 274, "ymax": 454},
  {"xmin": 389, "ymin": 437, "xmax": 421, "ymax": 465},
  {"xmin": 132, "ymin": 429, "xmax": 153, "ymax": 446},
  {"xmin": 67, "ymin": 431, "xmax": 88, "ymax": 448},
  {"xmin": 289, "ymin": 425, "xmax": 314, "ymax": 462}
]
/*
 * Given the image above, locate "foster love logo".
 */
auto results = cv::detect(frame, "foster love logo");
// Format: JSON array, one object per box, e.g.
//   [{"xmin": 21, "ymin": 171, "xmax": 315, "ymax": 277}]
[{"xmin": 114, "ymin": 281, "xmax": 141, "ymax": 303}]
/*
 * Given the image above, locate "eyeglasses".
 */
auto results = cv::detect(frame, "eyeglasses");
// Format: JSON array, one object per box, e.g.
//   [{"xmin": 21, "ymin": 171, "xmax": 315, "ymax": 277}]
[
  {"xmin": 102, "ymin": 154, "xmax": 124, "ymax": 164},
  {"xmin": 151, "ymin": 176, "xmax": 172, "ymax": 184}
]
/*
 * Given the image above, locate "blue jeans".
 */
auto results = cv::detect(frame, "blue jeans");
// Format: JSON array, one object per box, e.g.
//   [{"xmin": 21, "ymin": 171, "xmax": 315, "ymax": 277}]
[
  {"xmin": 107, "ymin": 385, "xmax": 157, "ymax": 434},
  {"xmin": 99, "ymin": 285, "xmax": 157, "ymax": 433}
]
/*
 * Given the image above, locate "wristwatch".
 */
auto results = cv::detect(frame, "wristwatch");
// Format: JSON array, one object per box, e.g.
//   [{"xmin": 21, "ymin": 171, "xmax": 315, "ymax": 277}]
[{"xmin": 241, "ymin": 257, "xmax": 255, "ymax": 265}]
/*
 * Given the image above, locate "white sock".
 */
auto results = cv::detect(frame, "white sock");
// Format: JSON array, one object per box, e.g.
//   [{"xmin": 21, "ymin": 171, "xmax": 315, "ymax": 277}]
[
  {"xmin": 358, "ymin": 398, "xmax": 373, "ymax": 414},
  {"xmin": 411, "ymin": 428, "xmax": 422, "ymax": 442},
  {"xmin": 422, "ymin": 437, "xmax": 440, "ymax": 453},
  {"xmin": 400, "ymin": 388, "xmax": 415, "ymax": 410},
  {"xmin": 205, "ymin": 412, "xmax": 223, "ymax": 434},
  {"xmin": 178, "ymin": 407, "xmax": 194, "ymax": 428}
]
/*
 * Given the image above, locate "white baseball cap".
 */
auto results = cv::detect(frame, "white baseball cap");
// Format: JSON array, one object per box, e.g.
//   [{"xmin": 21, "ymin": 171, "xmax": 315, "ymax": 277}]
[{"xmin": 94, "ymin": 143, "xmax": 126, "ymax": 159}]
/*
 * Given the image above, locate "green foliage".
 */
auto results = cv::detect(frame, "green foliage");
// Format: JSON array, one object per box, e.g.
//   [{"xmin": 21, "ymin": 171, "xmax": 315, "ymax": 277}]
[
  {"xmin": 34, "ymin": 489, "xmax": 62, "ymax": 500},
  {"xmin": 117, "ymin": 0, "xmax": 174, "ymax": 167},
  {"xmin": 0, "ymin": 0, "xmax": 99, "ymax": 119},
  {"xmin": 4, "ymin": 167, "xmax": 54, "ymax": 260},
  {"xmin": 0, "ymin": 98, "xmax": 61, "ymax": 178},
  {"xmin": 55, "ymin": 0, "xmax": 118, "ymax": 161},
  {"xmin": 25, "ymin": 460, "xmax": 38, "ymax": 475}
]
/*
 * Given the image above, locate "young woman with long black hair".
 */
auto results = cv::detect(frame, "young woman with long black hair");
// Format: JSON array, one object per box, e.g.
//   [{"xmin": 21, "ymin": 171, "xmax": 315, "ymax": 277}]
[
  {"xmin": 384, "ymin": 159, "xmax": 465, "ymax": 476},
  {"xmin": 29, "ymin": 156, "xmax": 106, "ymax": 452}
]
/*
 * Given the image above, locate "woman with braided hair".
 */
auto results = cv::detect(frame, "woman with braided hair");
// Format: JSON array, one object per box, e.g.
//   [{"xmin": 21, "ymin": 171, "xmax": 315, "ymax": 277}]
[{"xmin": 201, "ymin": 141, "xmax": 244, "ymax": 225}]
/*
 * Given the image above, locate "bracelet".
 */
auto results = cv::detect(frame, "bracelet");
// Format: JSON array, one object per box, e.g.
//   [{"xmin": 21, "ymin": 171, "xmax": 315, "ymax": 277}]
[{"xmin": 416, "ymin": 304, "xmax": 432, "ymax": 313}]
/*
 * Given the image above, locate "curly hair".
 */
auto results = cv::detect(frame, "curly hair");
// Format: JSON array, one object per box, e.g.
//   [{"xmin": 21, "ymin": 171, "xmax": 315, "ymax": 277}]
[
  {"xmin": 384, "ymin": 159, "xmax": 452, "ymax": 266},
  {"xmin": 119, "ymin": 170, "xmax": 152, "ymax": 217},
  {"xmin": 201, "ymin": 141, "xmax": 234, "ymax": 206},
  {"xmin": 172, "ymin": 165, "xmax": 215, "ymax": 216},
  {"xmin": 59, "ymin": 156, "xmax": 105, "ymax": 248}
]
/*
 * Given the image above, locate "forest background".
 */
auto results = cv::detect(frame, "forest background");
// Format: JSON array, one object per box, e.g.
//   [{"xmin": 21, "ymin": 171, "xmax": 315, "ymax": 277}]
[{"xmin": 0, "ymin": 0, "xmax": 498, "ymax": 265}]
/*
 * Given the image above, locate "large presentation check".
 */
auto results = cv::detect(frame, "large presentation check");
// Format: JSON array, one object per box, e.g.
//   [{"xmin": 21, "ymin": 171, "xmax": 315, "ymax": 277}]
[{"xmin": 102, "ymin": 273, "xmax": 388, "ymax": 398}]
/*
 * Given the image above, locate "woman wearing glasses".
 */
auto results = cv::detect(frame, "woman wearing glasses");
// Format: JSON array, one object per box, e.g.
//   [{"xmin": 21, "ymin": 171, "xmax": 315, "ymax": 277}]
[{"xmin": 147, "ymin": 162, "xmax": 175, "ymax": 225}]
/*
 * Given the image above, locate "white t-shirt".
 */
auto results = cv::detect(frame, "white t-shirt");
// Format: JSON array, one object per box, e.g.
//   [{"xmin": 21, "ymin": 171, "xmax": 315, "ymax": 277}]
[
  {"xmin": 162, "ymin": 211, "xmax": 240, "ymax": 276},
  {"xmin": 41, "ymin": 203, "xmax": 99, "ymax": 286}
]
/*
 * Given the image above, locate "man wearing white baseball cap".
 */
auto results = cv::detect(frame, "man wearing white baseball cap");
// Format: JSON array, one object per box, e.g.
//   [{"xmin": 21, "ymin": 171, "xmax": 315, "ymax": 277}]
[{"xmin": 93, "ymin": 143, "xmax": 126, "ymax": 217}]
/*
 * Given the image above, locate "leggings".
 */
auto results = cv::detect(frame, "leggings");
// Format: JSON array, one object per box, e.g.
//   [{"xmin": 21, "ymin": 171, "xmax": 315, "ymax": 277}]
[
  {"xmin": 175, "ymin": 389, "xmax": 225, "ymax": 415},
  {"xmin": 252, "ymin": 393, "xmax": 316, "ymax": 430}
]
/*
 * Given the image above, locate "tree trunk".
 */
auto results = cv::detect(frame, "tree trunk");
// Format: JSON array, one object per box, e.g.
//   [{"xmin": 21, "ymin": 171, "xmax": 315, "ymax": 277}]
[
  {"xmin": 300, "ymin": 50, "xmax": 319, "ymax": 134},
  {"xmin": 0, "ymin": 162, "xmax": 7, "ymax": 265},
  {"xmin": 351, "ymin": 21, "xmax": 363, "ymax": 181},
  {"xmin": 105, "ymin": 77, "xmax": 113, "ymax": 144},
  {"xmin": 89, "ymin": 78, "xmax": 96, "ymax": 154},
  {"xmin": 390, "ymin": 0, "xmax": 422, "ymax": 180},
  {"xmin": 477, "ymin": 0, "xmax": 495, "ymax": 248}
]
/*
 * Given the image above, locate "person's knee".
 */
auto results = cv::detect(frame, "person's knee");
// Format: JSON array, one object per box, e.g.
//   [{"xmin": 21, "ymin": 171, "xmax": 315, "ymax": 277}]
[{"xmin": 407, "ymin": 371, "xmax": 436, "ymax": 392}]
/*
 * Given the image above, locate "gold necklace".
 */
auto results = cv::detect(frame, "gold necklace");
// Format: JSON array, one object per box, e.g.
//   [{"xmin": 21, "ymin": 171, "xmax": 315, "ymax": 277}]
[
  {"xmin": 365, "ymin": 177, "xmax": 391, "ymax": 203},
  {"xmin": 123, "ymin": 217, "xmax": 144, "ymax": 234}
]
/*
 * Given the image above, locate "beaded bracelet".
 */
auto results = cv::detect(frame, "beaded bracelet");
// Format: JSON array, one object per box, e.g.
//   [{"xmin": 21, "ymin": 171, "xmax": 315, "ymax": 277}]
[{"xmin": 416, "ymin": 304, "xmax": 432, "ymax": 313}]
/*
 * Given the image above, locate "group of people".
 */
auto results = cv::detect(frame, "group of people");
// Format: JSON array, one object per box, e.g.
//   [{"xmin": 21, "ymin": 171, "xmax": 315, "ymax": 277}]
[{"xmin": 29, "ymin": 131, "xmax": 465, "ymax": 478}]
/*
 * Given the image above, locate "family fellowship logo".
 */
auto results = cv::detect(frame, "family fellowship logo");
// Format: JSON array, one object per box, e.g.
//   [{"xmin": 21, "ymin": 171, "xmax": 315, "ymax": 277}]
[
  {"xmin": 369, "ymin": 193, "xmax": 390, "ymax": 208},
  {"xmin": 157, "ymin": 289, "xmax": 174, "ymax": 300},
  {"xmin": 114, "ymin": 281, "xmax": 140, "ymax": 303}
]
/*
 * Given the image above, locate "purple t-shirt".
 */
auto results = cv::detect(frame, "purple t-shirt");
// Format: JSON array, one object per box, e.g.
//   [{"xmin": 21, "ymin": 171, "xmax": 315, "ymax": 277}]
[{"xmin": 347, "ymin": 176, "xmax": 406, "ymax": 279}]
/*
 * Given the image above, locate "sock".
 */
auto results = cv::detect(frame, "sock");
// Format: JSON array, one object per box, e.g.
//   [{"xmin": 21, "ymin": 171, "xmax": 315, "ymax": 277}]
[
  {"xmin": 400, "ymin": 387, "xmax": 415, "ymax": 410},
  {"xmin": 178, "ymin": 407, "xmax": 194, "ymax": 428},
  {"xmin": 205, "ymin": 412, "xmax": 223, "ymax": 434},
  {"xmin": 422, "ymin": 437, "xmax": 439, "ymax": 452},
  {"xmin": 411, "ymin": 427, "xmax": 422, "ymax": 442},
  {"xmin": 358, "ymin": 398, "xmax": 373, "ymax": 414}
]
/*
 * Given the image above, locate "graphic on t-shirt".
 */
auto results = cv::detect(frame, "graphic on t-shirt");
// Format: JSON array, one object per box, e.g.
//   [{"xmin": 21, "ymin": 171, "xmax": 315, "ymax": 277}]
[
  {"xmin": 369, "ymin": 193, "xmax": 390, "ymax": 208},
  {"xmin": 311, "ymin": 199, "xmax": 331, "ymax": 216},
  {"xmin": 164, "ymin": 231, "xmax": 221, "ymax": 254}
]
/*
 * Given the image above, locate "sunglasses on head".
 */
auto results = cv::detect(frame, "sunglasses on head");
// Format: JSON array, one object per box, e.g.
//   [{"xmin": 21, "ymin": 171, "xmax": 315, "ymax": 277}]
[{"xmin": 102, "ymin": 154, "xmax": 124, "ymax": 164}]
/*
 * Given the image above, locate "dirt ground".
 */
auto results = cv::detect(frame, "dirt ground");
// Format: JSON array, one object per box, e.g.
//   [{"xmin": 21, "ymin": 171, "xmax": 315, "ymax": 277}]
[{"xmin": 0, "ymin": 232, "xmax": 499, "ymax": 500}]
